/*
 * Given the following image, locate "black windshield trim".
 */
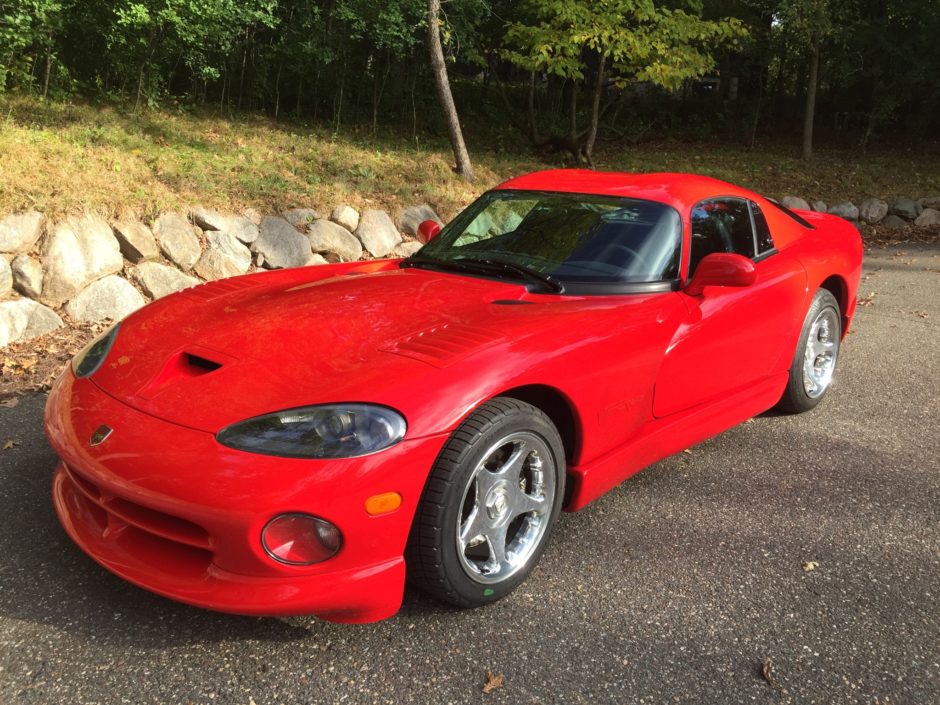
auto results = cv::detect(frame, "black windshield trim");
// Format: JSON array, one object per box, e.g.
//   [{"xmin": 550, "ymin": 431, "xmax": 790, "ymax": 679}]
[{"xmin": 401, "ymin": 258, "xmax": 679, "ymax": 295}]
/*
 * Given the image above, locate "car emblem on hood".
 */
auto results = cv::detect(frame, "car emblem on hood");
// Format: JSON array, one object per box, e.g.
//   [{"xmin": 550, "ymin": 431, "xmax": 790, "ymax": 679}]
[{"xmin": 89, "ymin": 425, "xmax": 113, "ymax": 446}]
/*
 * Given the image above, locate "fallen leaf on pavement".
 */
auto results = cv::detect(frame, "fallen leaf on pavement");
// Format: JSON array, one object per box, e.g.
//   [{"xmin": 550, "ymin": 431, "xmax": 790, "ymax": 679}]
[
  {"xmin": 682, "ymin": 449, "xmax": 693, "ymax": 455},
  {"xmin": 483, "ymin": 671, "xmax": 505, "ymax": 694},
  {"xmin": 3, "ymin": 439, "xmax": 17, "ymax": 450},
  {"xmin": 803, "ymin": 560, "xmax": 819, "ymax": 572},
  {"xmin": 761, "ymin": 657, "xmax": 783, "ymax": 691},
  {"xmin": 858, "ymin": 293, "xmax": 876, "ymax": 307},
  {"xmin": 914, "ymin": 311, "xmax": 929, "ymax": 318},
  {"xmin": 0, "ymin": 398, "xmax": 19, "ymax": 408}
]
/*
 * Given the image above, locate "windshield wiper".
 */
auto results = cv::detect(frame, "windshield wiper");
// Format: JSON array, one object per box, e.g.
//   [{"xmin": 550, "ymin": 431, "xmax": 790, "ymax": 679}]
[
  {"xmin": 401, "ymin": 254, "xmax": 565, "ymax": 293},
  {"xmin": 452, "ymin": 256, "xmax": 566, "ymax": 293}
]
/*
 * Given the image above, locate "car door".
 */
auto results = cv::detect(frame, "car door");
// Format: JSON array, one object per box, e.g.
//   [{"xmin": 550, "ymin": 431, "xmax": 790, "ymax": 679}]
[{"xmin": 652, "ymin": 197, "xmax": 808, "ymax": 418}]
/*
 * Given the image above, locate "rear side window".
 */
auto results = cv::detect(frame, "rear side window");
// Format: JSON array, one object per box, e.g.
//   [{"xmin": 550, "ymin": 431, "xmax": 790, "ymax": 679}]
[
  {"xmin": 749, "ymin": 202, "xmax": 775, "ymax": 254},
  {"xmin": 689, "ymin": 198, "xmax": 755, "ymax": 275}
]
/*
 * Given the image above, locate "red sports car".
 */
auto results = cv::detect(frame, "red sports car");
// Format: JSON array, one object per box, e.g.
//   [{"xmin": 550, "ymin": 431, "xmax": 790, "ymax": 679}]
[{"xmin": 45, "ymin": 171, "xmax": 863, "ymax": 623}]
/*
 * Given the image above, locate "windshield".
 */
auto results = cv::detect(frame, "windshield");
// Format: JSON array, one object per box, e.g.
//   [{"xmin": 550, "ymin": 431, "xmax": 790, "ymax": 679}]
[{"xmin": 411, "ymin": 190, "xmax": 681, "ymax": 289}]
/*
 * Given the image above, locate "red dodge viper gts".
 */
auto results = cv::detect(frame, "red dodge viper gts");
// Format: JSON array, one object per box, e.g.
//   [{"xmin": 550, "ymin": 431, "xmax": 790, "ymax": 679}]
[{"xmin": 45, "ymin": 171, "xmax": 863, "ymax": 623}]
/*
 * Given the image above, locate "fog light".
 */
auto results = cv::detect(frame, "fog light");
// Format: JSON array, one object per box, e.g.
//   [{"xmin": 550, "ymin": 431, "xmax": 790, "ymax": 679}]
[{"xmin": 261, "ymin": 513, "xmax": 342, "ymax": 566}]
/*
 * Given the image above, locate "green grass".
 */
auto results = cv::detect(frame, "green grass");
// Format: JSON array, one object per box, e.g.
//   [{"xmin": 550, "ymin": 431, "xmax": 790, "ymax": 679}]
[{"xmin": 0, "ymin": 96, "xmax": 937, "ymax": 221}]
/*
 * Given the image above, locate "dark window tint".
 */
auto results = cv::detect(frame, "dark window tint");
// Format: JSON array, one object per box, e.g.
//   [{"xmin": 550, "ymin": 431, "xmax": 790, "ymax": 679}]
[
  {"xmin": 750, "ymin": 202, "xmax": 775, "ymax": 254},
  {"xmin": 689, "ymin": 198, "xmax": 755, "ymax": 275},
  {"xmin": 417, "ymin": 190, "xmax": 682, "ymax": 284}
]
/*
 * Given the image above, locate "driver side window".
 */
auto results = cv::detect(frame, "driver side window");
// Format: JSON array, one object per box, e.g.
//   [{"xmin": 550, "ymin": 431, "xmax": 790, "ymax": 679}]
[{"xmin": 689, "ymin": 198, "xmax": 755, "ymax": 276}]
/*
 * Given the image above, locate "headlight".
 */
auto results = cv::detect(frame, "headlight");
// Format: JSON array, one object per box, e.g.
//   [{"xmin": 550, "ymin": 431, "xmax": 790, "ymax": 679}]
[
  {"xmin": 72, "ymin": 323, "xmax": 121, "ymax": 378},
  {"xmin": 216, "ymin": 403, "xmax": 406, "ymax": 459}
]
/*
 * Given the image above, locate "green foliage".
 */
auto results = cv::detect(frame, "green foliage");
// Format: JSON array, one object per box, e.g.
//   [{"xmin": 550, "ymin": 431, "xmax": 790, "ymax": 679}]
[
  {"xmin": 503, "ymin": 0, "xmax": 745, "ymax": 89},
  {"xmin": 0, "ymin": 0, "xmax": 936, "ymax": 147},
  {"xmin": 101, "ymin": 0, "xmax": 276, "ymax": 101},
  {"xmin": 0, "ymin": 0, "xmax": 65, "ymax": 88}
]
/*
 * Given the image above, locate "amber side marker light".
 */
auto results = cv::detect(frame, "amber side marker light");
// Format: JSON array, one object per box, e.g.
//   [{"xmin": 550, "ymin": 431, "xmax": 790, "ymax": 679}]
[{"xmin": 365, "ymin": 492, "xmax": 402, "ymax": 516}]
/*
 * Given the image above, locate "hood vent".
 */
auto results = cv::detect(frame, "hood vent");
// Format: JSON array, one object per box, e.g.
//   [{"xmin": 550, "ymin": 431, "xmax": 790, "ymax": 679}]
[
  {"xmin": 381, "ymin": 323, "xmax": 503, "ymax": 367},
  {"xmin": 184, "ymin": 353, "xmax": 222, "ymax": 374},
  {"xmin": 136, "ymin": 350, "xmax": 226, "ymax": 399}
]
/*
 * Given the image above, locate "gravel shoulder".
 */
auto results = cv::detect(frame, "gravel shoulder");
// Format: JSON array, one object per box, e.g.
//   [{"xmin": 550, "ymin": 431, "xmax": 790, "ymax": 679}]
[{"xmin": 0, "ymin": 244, "xmax": 937, "ymax": 705}]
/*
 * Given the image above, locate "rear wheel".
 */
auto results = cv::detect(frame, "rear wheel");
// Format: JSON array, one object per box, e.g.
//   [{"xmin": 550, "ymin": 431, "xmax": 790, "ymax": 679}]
[
  {"xmin": 406, "ymin": 398, "xmax": 565, "ymax": 607},
  {"xmin": 777, "ymin": 288, "xmax": 841, "ymax": 413}
]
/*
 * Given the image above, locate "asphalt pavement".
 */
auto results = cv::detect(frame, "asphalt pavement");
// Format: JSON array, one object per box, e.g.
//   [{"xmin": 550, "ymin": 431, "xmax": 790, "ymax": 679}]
[{"xmin": 1, "ymin": 244, "xmax": 937, "ymax": 705}]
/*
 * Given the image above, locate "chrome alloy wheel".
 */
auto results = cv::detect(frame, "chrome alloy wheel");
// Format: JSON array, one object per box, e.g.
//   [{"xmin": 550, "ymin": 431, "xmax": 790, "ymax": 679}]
[
  {"xmin": 456, "ymin": 431, "xmax": 556, "ymax": 584},
  {"xmin": 802, "ymin": 307, "xmax": 840, "ymax": 398}
]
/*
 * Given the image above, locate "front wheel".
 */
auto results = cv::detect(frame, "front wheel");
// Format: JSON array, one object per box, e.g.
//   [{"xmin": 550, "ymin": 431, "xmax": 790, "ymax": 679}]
[
  {"xmin": 405, "ymin": 398, "xmax": 565, "ymax": 607},
  {"xmin": 777, "ymin": 288, "xmax": 842, "ymax": 414}
]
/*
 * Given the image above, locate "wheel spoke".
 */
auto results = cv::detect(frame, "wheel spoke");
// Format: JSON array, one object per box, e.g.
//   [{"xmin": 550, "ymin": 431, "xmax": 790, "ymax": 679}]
[
  {"xmin": 482, "ymin": 523, "xmax": 509, "ymax": 575},
  {"xmin": 495, "ymin": 439, "xmax": 529, "ymax": 478},
  {"xmin": 474, "ymin": 463, "xmax": 501, "ymax": 498},
  {"xmin": 513, "ymin": 491, "xmax": 546, "ymax": 516},
  {"xmin": 459, "ymin": 503, "xmax": 487, "ymax": 549}
]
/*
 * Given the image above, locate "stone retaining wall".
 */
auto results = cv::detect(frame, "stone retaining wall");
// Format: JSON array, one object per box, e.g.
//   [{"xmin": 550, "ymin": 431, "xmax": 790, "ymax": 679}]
[
  {"xmin": 0, "ymin": 203, "xmax": 440, "ymax": 348},
  {"xmin": 779, "ymin": 195, "xmax": 940, "ymax": 230}
]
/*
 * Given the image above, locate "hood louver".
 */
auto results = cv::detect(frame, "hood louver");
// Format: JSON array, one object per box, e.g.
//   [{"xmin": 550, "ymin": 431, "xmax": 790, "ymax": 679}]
[
  {"xmin": 184, "ymin": 278, "xmax": 263, "ymax": 302},
  {"xmin": 381, "ymin": 323, "xmax": 503, "ymax": 367}
]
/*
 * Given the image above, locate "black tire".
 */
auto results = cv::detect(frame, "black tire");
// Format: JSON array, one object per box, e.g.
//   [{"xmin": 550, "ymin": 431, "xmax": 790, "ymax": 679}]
[
  {"xmin": 777, "ymin": 288, "xmax": 842, "ymax": 414},
  {"xmin": 405, "ymin": 397, "xmax": 566, "ymax": 608}
]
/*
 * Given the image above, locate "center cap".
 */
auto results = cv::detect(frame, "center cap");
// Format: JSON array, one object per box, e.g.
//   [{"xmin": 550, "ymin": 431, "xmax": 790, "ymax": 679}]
[{"xmin": 486, "ymin": 486, "xmax": 509, "ymax": 521}]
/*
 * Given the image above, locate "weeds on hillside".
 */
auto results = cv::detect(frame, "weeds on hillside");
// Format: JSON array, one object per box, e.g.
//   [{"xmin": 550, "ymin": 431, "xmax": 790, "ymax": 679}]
[{"xmin": 0, "ymin": 97, "xmax": 937, "ymax": 220}]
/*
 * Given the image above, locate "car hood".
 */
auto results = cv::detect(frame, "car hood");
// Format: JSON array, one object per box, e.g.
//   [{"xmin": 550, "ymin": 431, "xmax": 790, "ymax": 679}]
[{"xmin": 90, "ymin": 265, "xmax": 554, "ymax": 433}]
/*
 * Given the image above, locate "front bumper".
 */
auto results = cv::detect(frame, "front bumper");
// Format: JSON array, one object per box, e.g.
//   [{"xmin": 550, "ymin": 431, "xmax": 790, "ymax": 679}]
[{"xmin": 45, "ymin": 371, "xmax": 446, "ymax": 623}]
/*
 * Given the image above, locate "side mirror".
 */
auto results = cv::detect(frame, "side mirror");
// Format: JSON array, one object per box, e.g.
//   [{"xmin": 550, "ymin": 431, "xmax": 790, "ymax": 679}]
[
  {"xmin": 685, "ymin": 253, "xmax": 756, "ymax": 296},
  {"xmin": 416, "ymin": 220, "xmax": 441, "ymax": 244}
]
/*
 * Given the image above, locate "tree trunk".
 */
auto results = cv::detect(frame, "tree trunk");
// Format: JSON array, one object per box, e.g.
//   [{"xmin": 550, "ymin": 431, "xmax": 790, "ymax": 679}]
[
  {"xmin": 527, "ymin": 71, "xmax": 540, "ymax": 143},
  {"xmin": 220, "ymin": 67, "xmax": 227, "ymax": 113},
  {"xmin": 334, "ymin": 55, "xmax": 346, "ymax": 132},
  {"xmin": 238, "ymin": 39, "xmax": 248, "ymax": 110},
  {"xmin": 410, "ymin": 67, "xmax": 419, "ymax": 142},
  {"xmin": 42, "ymin": 52, "xmax": 52, "ymax": 99},
  {"xmin": 371, "ymin": 55, "xmax": 390, "ymax": 136},
  {"xmin": 427, "ymin": 0, "xmax": 474, "ymax": 182},
  {"xmin": 801, "ymin": 38, "xmax": 820, "ymax": 160},
  {"xmin": 748, "ymin": 67, "xmax": 764, "ymax": 150},
  {"xmin": 860, "ymin": 53, "xmax": 882, "ymax": 152},
  {"xmin": 567, "ymin": 78, "xmax": 579, "ymax": 140},
  {"xmin": 134, "ymin": 62, "xmax": 146, "ymax": 113},
  {"xmin": 372, "ymin": 62, "xmax": 380, "ymax": 135},
  {"xmin": 583, "ymin": 53, "xmax": 606, "ymax": 167}
]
